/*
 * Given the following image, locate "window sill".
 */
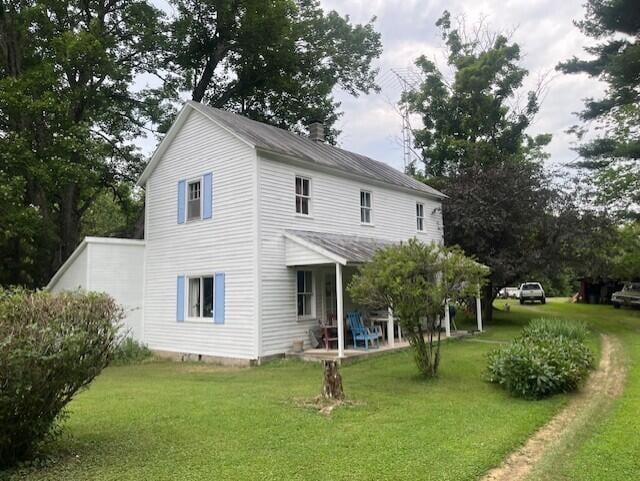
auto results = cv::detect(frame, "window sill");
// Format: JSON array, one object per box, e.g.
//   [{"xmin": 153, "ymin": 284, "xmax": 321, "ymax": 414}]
[
  {"xmin": 295, "ymin": 213, "xmax": 314, "ymax": 219},
  {"xmin": 360, "ymin": 222, "xmax": 375, "ymax": 227},
  {"xmin": 183, "ymin": 318, "xmax": 219, "ymax": 325}
]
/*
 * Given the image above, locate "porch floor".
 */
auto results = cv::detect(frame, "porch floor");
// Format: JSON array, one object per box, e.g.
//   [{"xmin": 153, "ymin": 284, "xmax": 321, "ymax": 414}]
[{"xmin": 288, "ymin": 330, "xmax": 473, "ymax": 364}]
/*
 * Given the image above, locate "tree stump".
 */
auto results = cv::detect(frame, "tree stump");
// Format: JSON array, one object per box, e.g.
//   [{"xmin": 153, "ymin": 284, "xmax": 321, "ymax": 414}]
[{"xmin": 321, "ymin": 360, "xmax": 344, "ymax": 400}]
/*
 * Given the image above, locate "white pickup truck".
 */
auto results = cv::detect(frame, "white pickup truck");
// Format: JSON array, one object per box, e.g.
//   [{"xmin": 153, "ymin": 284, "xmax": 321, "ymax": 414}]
[{"xmin": 519, "ymin": 282, "xmax": 546, "ymax": 304}]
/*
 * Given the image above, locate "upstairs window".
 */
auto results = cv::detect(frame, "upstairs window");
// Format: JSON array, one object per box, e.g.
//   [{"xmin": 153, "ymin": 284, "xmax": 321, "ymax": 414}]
[
  {"xmin": 187, "ymin": 180, "xmax": 201, "ymax": 221},
  {"xmin": 188, "ymin": 276, "xmax": 214, "ymax": 318},
  {"xmin": 416, "ymin": 202, "xmax": 425, "ymax": 231},
  {"xmin": 296, "ymin": 271, "xmax": 313, "ymax": 317},
  {"xmin": 295, "ymin": 176, "xmax": 311, "ymax": 215},
  {"xmin": 360, "ymin": 190, "xmax": 372, "ymax": 224}
]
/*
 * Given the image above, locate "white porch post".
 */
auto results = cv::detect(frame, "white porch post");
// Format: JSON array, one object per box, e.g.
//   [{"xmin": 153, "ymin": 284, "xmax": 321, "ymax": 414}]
[
  {"xmin": 476, "ymin": 294, "xmax": 483, "ymax": 332},
  {"xmin": 336, "ymin": 262, "xmax": 345, "ymax": 358},
  {"xmin": 387, "ymin": 307, "xmax": 395, "ymax": 347},
  {"xmin": 444, "ymin": 301, "xmax": 451, "ymax": 337}
]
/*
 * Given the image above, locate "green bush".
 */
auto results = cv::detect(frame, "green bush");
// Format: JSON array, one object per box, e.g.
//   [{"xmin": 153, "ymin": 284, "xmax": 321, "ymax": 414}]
[
  {"xmin": 487, "ymin": 319, "xmax": 594, "ymax": 399},
  {"xmin": 0, "ymin": 289, "xmax": 122, "ymax": 468},
  {"xmin": 522, "ymin": 317, "xmax": 589, "ymax": 342},
  {"xmin": 113, "ymin": 338, "xmax": 153, "ymax": 365}
]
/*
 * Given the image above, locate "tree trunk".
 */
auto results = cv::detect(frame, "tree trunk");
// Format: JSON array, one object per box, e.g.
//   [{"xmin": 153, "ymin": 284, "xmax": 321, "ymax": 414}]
[
  {"xmin": 321, "ymin": 360, "xmax": 344, "ymax": 400},
  {"xmin": 58, "ymin": 184, "xmax": 81, "ymax": 268},
  {"xmin": 483, "ymin": 281, "xmax": 494, "ymax": 324}
]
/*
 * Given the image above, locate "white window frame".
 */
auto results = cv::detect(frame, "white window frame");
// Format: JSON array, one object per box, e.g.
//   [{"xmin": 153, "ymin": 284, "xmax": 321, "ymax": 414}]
[
  {"xmin": 296, "ymin": 270, "xmax": 315, "ymax": 319},
  {"xmin": 295, "ymin": 175, "xmax": 312, "ymax": 217},
  {"xmin": 186, "ymin": 177, "xmax": 203, "ymax": 222},
  {"xmin": 416, "ymin": 202, "xmax": 425, "ymax": 232},
  {"xmin": 360, "ymin": 190, "xmax": 373, "ymax": 225},
  {"xmin": 186, "ymin": 274, "xmax": 215, "ymax": 320}
]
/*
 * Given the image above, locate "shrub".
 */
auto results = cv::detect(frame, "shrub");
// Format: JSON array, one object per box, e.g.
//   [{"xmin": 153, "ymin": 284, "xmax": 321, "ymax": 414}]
[
  {"xmin": 0, "ymin": 289, "xmax": 122, "ymax": 468},
  {"xmin": 113, "ymin": 338, "xmax": 153, "ymax": 365},
  {"xmin": 521, "ymin": 317, "xmax": 588, "ymax": 342},
  {"xmin": 487, "ymin": 319, "xmax": 594, "ymax": 399}
]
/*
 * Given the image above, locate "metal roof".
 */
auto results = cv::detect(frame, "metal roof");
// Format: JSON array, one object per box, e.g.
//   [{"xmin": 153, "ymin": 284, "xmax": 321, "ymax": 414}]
[
  {"xmin": 285, "ymin": 230, "xmax": 396, "ymax": 264},
  {"xmin": 189, "ymin": 101, "xmax": 445, "ymax": 199}
]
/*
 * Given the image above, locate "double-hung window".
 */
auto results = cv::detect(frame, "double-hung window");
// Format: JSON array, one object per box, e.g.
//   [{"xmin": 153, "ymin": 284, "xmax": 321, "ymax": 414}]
[
  {"xmin": 360, "ymin": 190, "xmax": 372, "ymax": 224},
  {"xmin": 296, "ymin": 271, "xmax": 313, "ymax": 318},
  {"xmin": 188, "ymin": 276, "xmax": 214, "ymax": 318},
  {"xmin": 295, "ymin": 176, "xmax": 311, "ymax": 215},
  {"xmin": 187, "ymin": 180, "xmax": 201, "ymax": 221},
  {"xmin": 416, "ymin": 202, "xmax": 425, "ymax": 231}
]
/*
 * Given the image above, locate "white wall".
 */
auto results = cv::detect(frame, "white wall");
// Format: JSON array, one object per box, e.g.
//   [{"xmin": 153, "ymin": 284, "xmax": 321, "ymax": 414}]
[
  {"xmin": 49, "ymin": 246, "xmax": 87, "ymax": 292},
  {"xmin": 143, "ymin": 109, "xmax": 258, "ymax": 359},
  {"xmin": 88, "ymin": 242, "xmax": 145, "ymax": 340},
  {"xmin": 48, "ymin": 238, "xmax": 145, "ymax": 342},
  {"xmin": 258, "ymin": 153, "xmax": 444, "ymax": 356}
]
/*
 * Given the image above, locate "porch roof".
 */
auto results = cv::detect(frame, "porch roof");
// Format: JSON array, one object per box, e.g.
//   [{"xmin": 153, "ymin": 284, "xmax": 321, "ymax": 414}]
[{"xmin": 284, "ymin": 230, "xmax": 396, "ymax": 266}]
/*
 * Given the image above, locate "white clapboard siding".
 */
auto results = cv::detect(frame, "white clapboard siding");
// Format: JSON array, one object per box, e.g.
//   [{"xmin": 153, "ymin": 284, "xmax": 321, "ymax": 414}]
[
  {"xmin": 47, "ymin": 238, "xmax": 145, "ymax": 341},
  {"xmin": 258, "ymin": 154, "xmax": 443, "ymax": 356},
  {"xmin": 143, "ymin": 108, "xmax": 258, "ymax": 360}
]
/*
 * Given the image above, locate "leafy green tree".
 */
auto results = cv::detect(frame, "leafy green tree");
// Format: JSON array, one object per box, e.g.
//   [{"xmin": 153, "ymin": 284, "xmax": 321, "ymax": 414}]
[
  {"xmin": 156, "ymin": 0, "xmax": 382, "ymax": 141},
  {"xmin": 348, "ymin": 240, "xmax": 488, "ymax": 377},
  {"xmin": 404, "ymin": 11, "xmax": 553, "ymax": 320},
  {"xmin": 558, "ymin": 0, "xmax": 640, "ymax": 214},
  {"xmin": 80, "ymin": 185, "xmax": 145, "ymax": 239},
  {"xmin": 611, "ymin": 222, "xmax": 640, "ymax": 280},
  {"xmin": 0, "ymin": 0, "xmax": 164, "ymax": 286}
]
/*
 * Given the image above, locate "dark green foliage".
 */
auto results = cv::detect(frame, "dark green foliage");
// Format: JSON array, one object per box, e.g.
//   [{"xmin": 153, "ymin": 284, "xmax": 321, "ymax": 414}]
[
  {"xmin": 0, "ymin": 1, "xmax": 165, "ymax": 287},
  {"xmin": 156, "ymin": 0, "xmax": 382, "ymax": 142},
  {"xmin": 348, "ymin": 239, "xmax": 488, "ymax": 377},
  {"xmin": 558, "ymin": 0, "xmax": 640, "ymax": 213},
  {"xmin": 112, "ymin": 338, "xmax": 153, "ymax": 366},
  {"xmin": 0, "ymin": 289, "xmax": 122, "ymax": 467},
  {"xmin": 487, "ymin": 318, "xmax": 594, "ymax": 399},
  {"xmin": 404, "ymin": 11, "xmax": 554, "ymax": 320}
]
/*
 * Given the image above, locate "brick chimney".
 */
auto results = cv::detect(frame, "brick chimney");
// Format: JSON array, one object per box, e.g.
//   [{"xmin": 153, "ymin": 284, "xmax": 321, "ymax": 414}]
[{"xmin": 308, "ymin": 121, "xmax": 325, "ymax": 143}]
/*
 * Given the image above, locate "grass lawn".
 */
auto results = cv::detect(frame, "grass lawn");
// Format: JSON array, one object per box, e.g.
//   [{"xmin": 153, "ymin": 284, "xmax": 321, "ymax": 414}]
[
  {"xmin": 497, "ymin": 298, "xmax": 640, "ymax": 481},
  {"xmin": 6, "ymin": 299, "xmax": 640, "ymax": 481}
]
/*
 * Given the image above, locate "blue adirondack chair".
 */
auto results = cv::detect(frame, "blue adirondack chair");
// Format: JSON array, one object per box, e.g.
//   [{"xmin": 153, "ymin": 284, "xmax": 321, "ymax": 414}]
[{"xmin": 347, "ymin": 311, "xmax": 381, "ymax": 350}]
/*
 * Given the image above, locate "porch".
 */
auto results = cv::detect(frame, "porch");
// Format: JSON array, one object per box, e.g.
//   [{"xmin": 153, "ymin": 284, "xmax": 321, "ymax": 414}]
[
  {"xmin": 290, "ymin": 330, "xmax": 473, "ymax": 363},
  {"xmin": 285, "ymin": 230, "xmax": 484, "ymax": 359}
]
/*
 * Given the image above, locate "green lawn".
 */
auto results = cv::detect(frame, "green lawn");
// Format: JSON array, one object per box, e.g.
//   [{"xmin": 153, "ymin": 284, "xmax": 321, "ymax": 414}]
[
  {"xmin": 501, "ymin": 298, "xmax": 640, "ymax": 481},
  {"xmin": 6, "ymin": 300, "xmax": 640, "ymax": 481}
]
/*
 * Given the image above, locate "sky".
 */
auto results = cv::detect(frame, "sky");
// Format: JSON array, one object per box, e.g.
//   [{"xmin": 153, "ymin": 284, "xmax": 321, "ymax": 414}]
[
  {"xmin": 146, "ymin": 0, "xmax": 604, "ymax": 172},
  {"xmin": 318, "ymin": 0, "xmax": 604, "ymax": 172}
]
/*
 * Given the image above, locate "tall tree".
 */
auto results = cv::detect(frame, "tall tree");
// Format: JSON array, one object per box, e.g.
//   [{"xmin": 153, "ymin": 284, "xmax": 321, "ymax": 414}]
[
  {"xmin": 404, "ymin": 11, "xmax": 553, "ymax": 321},
  {"xmin": 156, "ymin": 0, "xmax": 382, "ymax": 141},
  {"xmin": 0, "ymin": 0, "xmax": 164, "ymax": 286},
  {"xmin": 558, "ymin": 0, "xmax": 640, "ymax": 215}
]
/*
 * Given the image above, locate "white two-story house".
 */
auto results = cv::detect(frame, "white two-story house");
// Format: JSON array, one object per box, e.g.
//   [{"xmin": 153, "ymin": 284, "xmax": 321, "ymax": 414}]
[{"xmin": 48, "ymin": 101, "xmax": 450, "ymax": 364}]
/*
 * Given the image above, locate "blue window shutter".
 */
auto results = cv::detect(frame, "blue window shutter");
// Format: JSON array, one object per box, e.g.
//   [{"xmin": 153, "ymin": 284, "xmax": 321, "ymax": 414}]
[
  {"xmin": 176, "ymin": 275, "xmax": 185, "ymax": 322},
  {"xmin": 177, "ymin": 180, "xmax": 186, "ymax": 224},
  {"xmin": 214, "ymin": 273, "xmax": 225, "ymax": 324},
  {"xmin": 203, "ymin": 172, "xmax": 213, "ymax": 219}
]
